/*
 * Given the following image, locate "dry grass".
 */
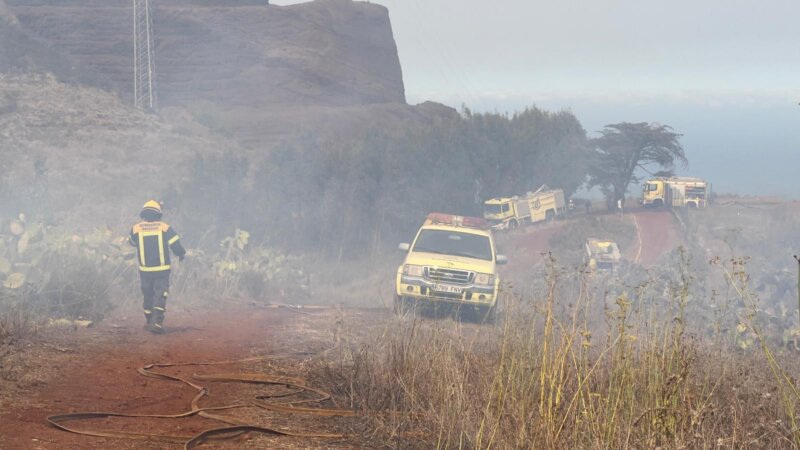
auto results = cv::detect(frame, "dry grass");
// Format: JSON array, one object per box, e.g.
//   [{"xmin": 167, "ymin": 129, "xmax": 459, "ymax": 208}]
[
  {"xmin": 315, "ymin": 259, "xmax": 800, "ymax": 449},
  {"xmin": 0, "ymin": 248, "xmax": 122, "ymax": 343},
  {"xmin": 0, "ymin": 289, "xmax": 39, "ymax": 343}
]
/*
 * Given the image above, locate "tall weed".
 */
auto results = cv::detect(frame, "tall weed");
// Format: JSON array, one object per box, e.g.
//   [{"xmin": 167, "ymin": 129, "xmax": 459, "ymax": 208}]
[{"xmin": 316, "ymin": 259, "xmax": 798, "ymax": 448}]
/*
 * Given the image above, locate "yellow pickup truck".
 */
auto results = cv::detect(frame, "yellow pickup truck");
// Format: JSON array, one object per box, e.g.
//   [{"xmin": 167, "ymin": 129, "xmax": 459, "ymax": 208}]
[
  {"xmin": 395, "ymin": 213, "xmax": 507, "ymax": 321},
  {"xmin": 585, "ymin": 238, "xmax": 621, "ymax": 272}
]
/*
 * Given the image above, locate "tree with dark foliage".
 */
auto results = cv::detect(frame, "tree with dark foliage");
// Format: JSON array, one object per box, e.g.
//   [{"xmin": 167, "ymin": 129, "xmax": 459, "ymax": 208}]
[
  {"xmin": 166, "ymin": 106, "xmax": 592, "ymax": 259},
  {"xmin": 587, "ymin": 122, "xmax": 686, "ymax": 209}
]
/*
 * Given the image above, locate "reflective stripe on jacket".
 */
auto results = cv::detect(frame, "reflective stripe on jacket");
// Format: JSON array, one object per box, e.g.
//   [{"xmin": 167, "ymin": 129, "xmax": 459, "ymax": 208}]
[{"xmin": 129, "ymin": 221, "xmax": 186, "ymax": 273}]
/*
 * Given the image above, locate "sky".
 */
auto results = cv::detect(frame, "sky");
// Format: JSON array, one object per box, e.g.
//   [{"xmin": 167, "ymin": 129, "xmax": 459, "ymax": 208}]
[{"xmin": 274, "ymin": 0, "xmax": 800, "ymax": 196}]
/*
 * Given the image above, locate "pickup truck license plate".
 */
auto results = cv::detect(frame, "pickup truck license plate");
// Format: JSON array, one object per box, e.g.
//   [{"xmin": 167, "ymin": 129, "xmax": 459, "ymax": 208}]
[{"xmin": 434, "ymin": 284, "xmax": 463, "ymax": 294}]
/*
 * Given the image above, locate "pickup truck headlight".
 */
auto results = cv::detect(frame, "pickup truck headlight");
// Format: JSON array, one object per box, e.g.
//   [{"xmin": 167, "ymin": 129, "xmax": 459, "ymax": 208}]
[
  {"xmin": 474, "ymin": 273, "xmax": 494, "ymax": 286},
  {"xmin": 403, "ymin": 264, "xmax": 424, "ymax": 277}
]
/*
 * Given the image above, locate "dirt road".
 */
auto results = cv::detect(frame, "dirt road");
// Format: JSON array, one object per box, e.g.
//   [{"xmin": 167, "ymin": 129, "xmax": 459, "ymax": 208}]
[
  {"xmin": 501, "ymin": 209, "xmax": 682, "ymax": 274},
  {"xmin": 0, "ymin": 210, "xmax": 683, "ymax": 449},
  {"xmin": 0, "ymin": 307, "xmax": 384, "ymax": 449},
  {"xmin": 499, "ymin": 222, "xmax": 567, "ymax": 279},
  {"xmin": 627, "ymin": 209, "xmax": 683, "ymax": 265}
]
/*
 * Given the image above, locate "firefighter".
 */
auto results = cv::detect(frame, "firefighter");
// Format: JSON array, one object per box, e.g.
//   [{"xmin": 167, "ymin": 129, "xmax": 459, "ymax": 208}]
[{"xmin": 129, "ymin": 200, "xmax": 186, "ymax": 334}]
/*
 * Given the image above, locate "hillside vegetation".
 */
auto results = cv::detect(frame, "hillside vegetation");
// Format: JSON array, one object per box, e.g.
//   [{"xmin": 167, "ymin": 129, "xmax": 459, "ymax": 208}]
[
  {"xmin": 0, "ymin": 0, "xmax": 592, "ymax": 252},
  {"xmin": 166, "ymin": 106, "xmax": 590, "ymax": 258},
  {"xmin": 0, "ymin": 73, "xmax": 227, "ymax": 226}
]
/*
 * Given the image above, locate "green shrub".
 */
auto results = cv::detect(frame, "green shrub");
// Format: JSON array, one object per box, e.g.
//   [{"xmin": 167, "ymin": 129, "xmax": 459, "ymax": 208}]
[{"xmin": 0, "ymin": 219, "xmax": 133, "ymax": 340}]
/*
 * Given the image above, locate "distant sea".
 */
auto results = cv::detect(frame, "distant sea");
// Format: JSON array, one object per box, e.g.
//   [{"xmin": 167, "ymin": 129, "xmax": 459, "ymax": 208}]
[{"xmin": 458, "ymin": 94, "xmax": 800, "ymax": 198}]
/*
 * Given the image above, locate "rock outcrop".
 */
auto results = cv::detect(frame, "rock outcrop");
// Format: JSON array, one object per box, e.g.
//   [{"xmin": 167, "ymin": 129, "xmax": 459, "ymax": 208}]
[{"xmin": 2, "ymin": 0, "xmax": 405, "ymax": 108}]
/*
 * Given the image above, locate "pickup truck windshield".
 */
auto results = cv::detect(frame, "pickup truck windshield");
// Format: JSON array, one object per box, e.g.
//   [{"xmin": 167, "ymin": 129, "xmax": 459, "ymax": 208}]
[{"xmin": 413, "ymin": 230, "xmax": 493, "ymax": 261}]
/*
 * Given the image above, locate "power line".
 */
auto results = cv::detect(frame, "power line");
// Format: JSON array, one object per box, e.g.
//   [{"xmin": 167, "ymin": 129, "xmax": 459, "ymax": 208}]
[{"xmin": 133, "ymin": 0, "xmax": 158, "ymax": 111}]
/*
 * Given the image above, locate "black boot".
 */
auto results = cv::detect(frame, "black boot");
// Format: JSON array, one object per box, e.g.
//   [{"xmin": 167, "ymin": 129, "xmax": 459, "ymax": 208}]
[{"xmin": 143, "ymin": 310, "xmax": 154, "ymax": 331}]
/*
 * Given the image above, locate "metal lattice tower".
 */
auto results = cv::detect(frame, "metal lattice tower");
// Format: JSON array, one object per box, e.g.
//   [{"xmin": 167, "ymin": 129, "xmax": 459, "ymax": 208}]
[{"xmin": 133, "ymin": 0, "xmax": 157, "ymax": 111}]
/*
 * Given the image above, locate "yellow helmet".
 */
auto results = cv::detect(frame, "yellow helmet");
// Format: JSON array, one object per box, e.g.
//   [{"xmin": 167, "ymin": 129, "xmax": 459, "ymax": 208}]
[{"xmin": 140, "ymin": 200, "xmax": 162, "ymax": 219}]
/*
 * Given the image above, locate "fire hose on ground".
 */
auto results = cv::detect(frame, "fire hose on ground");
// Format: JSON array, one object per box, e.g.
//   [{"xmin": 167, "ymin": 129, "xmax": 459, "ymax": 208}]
[{"xmin": 46, "ymin": 352, "xmax": 358, "ymax": 449}]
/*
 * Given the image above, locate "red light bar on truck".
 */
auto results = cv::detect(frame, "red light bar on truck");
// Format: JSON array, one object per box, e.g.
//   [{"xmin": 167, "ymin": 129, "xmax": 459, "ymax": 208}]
[{"xmin": 426, "ymin": 213, "xmax": 489, "ymax": 230}]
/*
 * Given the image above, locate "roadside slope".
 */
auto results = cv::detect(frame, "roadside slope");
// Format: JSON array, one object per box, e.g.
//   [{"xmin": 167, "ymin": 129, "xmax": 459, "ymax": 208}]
[{"xmin": 0, "ymin": 74, "xmax": 229, "ymax": 227}]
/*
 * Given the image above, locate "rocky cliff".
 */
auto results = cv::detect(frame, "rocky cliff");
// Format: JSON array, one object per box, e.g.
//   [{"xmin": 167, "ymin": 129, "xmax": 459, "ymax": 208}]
[
  {"xmin": 0, "ymin": 1, "xmax": 449, "ymax": 227},
  {"xmin": 2, "ymin": 0, "xmax": 405, "ymax": 108}
]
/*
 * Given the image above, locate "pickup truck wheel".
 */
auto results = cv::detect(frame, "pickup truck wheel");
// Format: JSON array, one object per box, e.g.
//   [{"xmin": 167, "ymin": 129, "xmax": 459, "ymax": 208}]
[{"xmin": 509, "ymin": 220, "xmax": 518, "ymax": 231}]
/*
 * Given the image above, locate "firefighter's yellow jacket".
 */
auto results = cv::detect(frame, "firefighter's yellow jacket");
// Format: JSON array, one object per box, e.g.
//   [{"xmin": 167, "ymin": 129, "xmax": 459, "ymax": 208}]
[{"xmin": 129, "ymin": 221, "xmax": 186, "ymax": 274}]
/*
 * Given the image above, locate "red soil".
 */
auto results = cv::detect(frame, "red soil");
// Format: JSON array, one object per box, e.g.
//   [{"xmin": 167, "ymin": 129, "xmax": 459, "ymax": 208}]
[
  {"xmin": 0, "ymin": 307, "xmax": 364, "ymax": 449},
  {"xmin": 628, "ymin": 209, "xmax": 683, "ymax": 265}
]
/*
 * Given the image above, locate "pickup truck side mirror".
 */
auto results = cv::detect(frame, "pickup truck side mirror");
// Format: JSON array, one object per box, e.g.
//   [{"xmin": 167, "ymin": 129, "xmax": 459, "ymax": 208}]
[
  {"xmin": 496, "ymin": 254, "xmax": 508, "ymax": 265},
  {"xmin": 398, "ymin": 243, "xmax": 410, "ymax": 252}
]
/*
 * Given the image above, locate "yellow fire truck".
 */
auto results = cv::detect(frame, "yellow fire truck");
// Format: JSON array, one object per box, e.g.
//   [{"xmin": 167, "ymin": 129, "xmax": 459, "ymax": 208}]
[
  {"xmin": 642, "ymin": 177, "xmax": 710, "ymax": 208},
  {"xmin": 483, "ymin": 185, "xmax": 566, "ymax": 231},
  {"xmin": 395, "ymin": 213, "xmax": 507, "ymax": 321}
]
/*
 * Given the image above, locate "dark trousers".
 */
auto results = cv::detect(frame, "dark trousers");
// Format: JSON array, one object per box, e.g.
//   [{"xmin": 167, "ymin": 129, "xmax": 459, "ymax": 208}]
[{"xmin": 140, "ymin": 272, "xmax": 170, "ymax": 326}]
